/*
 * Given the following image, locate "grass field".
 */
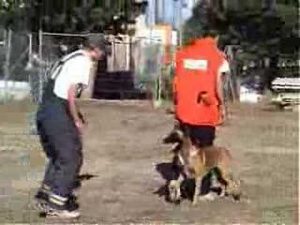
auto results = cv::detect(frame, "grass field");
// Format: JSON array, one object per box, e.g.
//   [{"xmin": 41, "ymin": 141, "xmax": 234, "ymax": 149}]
[{"xmin": 0, "ymin": 99, "xmax": 298, "ymax": 224}]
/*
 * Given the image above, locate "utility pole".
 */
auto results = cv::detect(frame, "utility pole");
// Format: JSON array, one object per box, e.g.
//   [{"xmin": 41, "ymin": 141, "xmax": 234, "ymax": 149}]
[
  {"xmin": 178, "ymin": 0, "xmax": 183, "ymax": 46},
  {"xmin": 173, "ymin": 0, "xmax": 180, "ymax": 44},
  {"xmin": 155, "ymin": 0, "xmax": 159, "ymax": 24},
  {"xmin": 172, "ymin": 0, "xmax": 176, "ymax": 27}
]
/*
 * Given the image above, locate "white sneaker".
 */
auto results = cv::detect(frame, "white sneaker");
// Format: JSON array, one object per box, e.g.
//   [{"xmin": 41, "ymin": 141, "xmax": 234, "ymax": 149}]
[{"xmin": 46, "ymin": 207, "xmax": 80, "ymax": 219}]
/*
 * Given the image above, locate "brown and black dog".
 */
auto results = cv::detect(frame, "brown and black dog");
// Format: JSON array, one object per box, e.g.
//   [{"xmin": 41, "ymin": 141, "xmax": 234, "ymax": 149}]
[{"xmin": 163, "ymin": 126, "xmax": 241, "ymax": 205}]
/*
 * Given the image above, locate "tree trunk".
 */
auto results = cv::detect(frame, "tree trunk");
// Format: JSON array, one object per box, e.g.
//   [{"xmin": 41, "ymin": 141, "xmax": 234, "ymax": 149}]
[{"xmin": 262, "ymin": 0, "xmax": 277, "ymax": 11}]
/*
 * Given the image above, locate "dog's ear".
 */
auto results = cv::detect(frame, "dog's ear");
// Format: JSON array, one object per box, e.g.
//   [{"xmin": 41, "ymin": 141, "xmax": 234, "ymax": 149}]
[
  {"xmin": 162, "ymin": 128, "xmax": 184, "ymax": 144},
  {"xmin": 174, "ymin": 120, "xmax": 180, "ymax": 129}
]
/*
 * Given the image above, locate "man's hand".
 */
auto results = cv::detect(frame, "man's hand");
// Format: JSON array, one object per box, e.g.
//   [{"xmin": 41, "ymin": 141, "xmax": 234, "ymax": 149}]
[
  {"xmin": 218, "ymin": 104, "xmax": 227, "ymax": 125},
  {"xmin": 78, "ymin": 111, "xmax": 87, "ymax": 125},
  {"xmin": 75, "ymin": 120, "xmax": 85, "ymax": 134},
  {"xmin": 68, "ymin": 84, "xmax": 88, "ymax": 134}
]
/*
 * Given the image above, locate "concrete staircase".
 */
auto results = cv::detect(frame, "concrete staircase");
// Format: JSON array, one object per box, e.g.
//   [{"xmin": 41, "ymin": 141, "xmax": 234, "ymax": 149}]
[{"xmin": 93, "ymin": 71, "xmax": 148, "ymax": 100}]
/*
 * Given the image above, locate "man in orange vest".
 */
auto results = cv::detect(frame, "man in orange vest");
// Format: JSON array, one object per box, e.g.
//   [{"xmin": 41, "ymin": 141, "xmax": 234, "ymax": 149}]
[{"xmin": 173, "ymin": 30, "xmax": 230, "ymax": 147}]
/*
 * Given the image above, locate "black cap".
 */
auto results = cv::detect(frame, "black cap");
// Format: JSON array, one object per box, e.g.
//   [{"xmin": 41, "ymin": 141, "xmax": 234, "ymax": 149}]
[
  {"xmin": 86, "ymin": 34, "xmax": 108, "ymax": 53},
  {"xmin": 202, "ymin": 27, "xmax": 220, "ymax": 38}
]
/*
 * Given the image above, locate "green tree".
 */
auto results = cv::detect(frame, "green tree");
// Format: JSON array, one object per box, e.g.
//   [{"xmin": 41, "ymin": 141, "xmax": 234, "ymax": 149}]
[
  {"xmin": 0, "ymin": 0, "xmax": 135, "ymax": 33},
  {"xmin": 183, "ymin": 0, "xmax": 299, "ymax": 89},
  {"xmin": 183, "ymin": 0, "xmax": 298, "ymax": 54},
  {"xmin": 0, "ymin": 0, "xmax": 29, "ymax": 30},
  {"xmin": 40, "ymin": 0, "xmax": 134, "ymax": 33}
]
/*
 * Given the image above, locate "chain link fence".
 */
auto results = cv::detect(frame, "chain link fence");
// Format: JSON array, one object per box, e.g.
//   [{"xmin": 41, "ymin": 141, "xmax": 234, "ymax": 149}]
[
  {"xmin": 1, "ymin": 29, "xmax": 176, "ymax": 105},
  {"xmin": 29, "ymin": 32, "xmax": 175, "ymax": 103},
  {"xmin": 1, "ymin": 29, "xmax": 236, "ymax": 108},
  {"xmin": 132, "ymin": 37, "xmax": 176, "ymax": 105},
  {"xmin": 0, "ymin": 29, "xmax": 32, "ymax": 103},
  {"xmin": 28, "ymin": 32, "xmax": 89, "ymax": 103}
]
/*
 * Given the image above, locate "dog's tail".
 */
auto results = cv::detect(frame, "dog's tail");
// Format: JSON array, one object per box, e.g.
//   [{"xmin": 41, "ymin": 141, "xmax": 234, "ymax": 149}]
[
  {"xmin": 221, "ymin": 147, "xmax": 239, "ymax": 169},
  {"xmin": 223, "ymin": 148, "xmax": 241, "ymax": 169}
]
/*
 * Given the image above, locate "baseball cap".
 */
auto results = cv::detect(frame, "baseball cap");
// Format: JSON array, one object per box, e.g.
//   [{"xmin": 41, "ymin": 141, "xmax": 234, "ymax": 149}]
[{"xmin": 86, "ymin": 34, "xmax": 109, "ymax": 53}]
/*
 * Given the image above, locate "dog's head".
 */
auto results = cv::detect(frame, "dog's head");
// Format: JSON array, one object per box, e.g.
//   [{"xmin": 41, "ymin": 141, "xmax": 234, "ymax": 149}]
[{"xmin": 162, "ymin": 128, "xmax": 184, "ymax": 144}]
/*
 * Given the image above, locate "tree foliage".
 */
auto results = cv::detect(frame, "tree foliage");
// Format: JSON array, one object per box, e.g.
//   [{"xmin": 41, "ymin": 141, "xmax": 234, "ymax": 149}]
[
  {"xmin": 0, "ymin": 0, "xmax": 135, "ymax": 34},
  {"xmin": 183, "ymin": 0, "xmax": 299, "ymax": 57}
]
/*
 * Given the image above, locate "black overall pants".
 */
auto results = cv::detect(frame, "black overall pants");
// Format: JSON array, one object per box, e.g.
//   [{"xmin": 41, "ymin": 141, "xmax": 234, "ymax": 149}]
[{"xmin": 36, "ymin": 79, "xmax": 82, "ymax": 199}]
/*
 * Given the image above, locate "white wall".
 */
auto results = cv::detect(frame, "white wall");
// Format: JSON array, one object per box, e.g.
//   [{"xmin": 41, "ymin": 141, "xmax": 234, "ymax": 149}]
[{"xmin": 0, "ymin": 80, "xmax": 30, "ymax": 101}]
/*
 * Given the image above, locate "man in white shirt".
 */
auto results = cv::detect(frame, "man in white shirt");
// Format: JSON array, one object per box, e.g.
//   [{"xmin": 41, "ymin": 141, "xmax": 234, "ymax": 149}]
[{"xmin": 34, "ymin": 35, "xmax": 106, "ymax": 219}]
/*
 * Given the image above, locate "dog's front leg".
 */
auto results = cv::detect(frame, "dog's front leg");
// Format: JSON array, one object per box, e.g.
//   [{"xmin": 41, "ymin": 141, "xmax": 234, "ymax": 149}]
[
  {"xmin": 176, "ymin": 172, "xmax": 185, "ymax": 200},
  {"xmin": 168, "ymin": 172, "xmax": 185, "ymax": 203},
  {"xmin": 192, "ymin": 176, "xmax": 202, "ymax": 205}
]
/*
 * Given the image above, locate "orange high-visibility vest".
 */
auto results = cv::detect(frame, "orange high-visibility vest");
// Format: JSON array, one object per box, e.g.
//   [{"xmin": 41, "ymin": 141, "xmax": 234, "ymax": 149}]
[{"xmin": 174, "ymin": 37, "xmax": 225, "ymax": 126}]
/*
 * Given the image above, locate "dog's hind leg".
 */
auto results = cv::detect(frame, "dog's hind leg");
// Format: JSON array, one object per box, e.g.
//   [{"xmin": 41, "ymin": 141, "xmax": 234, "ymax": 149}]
[
  {"xmin": 219, "ymin": 169, "xmax": 241, "ymax": 201},
  {"xmin": 211, "ymin": 167, "xmax": 227, "ymax": 197},
  {"xmin": 227, "ymin": 174, "xmax": 242, "ymax": 201}
]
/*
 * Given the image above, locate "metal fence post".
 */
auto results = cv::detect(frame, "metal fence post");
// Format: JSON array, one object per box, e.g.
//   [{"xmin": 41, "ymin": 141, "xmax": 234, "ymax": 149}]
[
  {"xmin": 3, "ymin": 29, "xmax": 12, "ymax": 102},
  {"xmin": 38, "ymin": 29, "xmax": 43, "ymax": 103},
  {"xmin": 28, "ymin": 33, "xmax": 33, "ymax": 66}
]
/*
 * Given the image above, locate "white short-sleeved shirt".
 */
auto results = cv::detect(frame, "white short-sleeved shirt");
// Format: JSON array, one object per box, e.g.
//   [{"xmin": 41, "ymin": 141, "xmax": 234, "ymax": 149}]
[
  {"xmin": 52, "ymin": 50, "xmax": 93, "ymax": 100},
  {"xmin": 218, "ymin": 59, "xmax": 230, "ymax": 75}
]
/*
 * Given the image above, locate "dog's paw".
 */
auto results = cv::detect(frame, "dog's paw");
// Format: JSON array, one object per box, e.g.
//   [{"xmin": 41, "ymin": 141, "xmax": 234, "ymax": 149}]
[
  {"xmin": 232, "ymin": 193, "xmax": 241, "ymax": 201},
  {"xmin": 192, "ymin": 197, "xmax": 199, "ymax": 206},
  {"xmin": 198, "ymin": 192, "xmax": 218, "ymax": 202}
]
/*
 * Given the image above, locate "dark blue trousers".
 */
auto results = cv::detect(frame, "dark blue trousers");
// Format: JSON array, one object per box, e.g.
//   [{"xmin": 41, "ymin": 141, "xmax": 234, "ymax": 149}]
[
  {"xmin": 36, "ymin": 101, "xmax": 82, "ymax": 198},
  {"xmin": 179, "ymin": 122, "xmax": 215, "ymax": 147}
]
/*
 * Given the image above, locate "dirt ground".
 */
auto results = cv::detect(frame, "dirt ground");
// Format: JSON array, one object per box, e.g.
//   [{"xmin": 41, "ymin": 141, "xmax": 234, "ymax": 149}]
[{"xmin": 0, "ymin": 99, "xmax": 298, "ymax": 224}]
